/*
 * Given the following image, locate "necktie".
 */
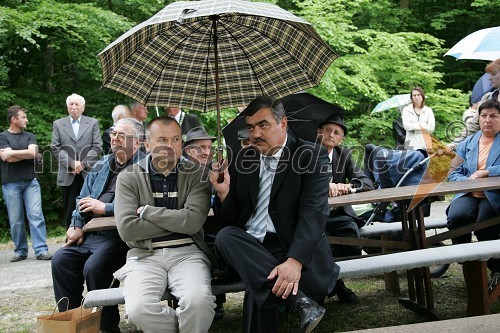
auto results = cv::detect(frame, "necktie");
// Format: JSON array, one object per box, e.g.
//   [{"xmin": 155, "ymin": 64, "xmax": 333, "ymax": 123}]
[
  {"xmin": 327, "ymin": 157, "xmax": 333, "ymax": 183},
  {"xmin": 72, "ymin": 119, "xmax": 79, "ymax": 138},
  {"xmin": 247, "ymin": 156, "xmax": 275, "ymax": 241}
]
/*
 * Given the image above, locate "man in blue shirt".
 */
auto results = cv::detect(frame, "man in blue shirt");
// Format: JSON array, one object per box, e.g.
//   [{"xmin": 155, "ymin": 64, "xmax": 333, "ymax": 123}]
[{"xmin": 51, "ymin": 118, "xmax": 145, "ymax": 333}]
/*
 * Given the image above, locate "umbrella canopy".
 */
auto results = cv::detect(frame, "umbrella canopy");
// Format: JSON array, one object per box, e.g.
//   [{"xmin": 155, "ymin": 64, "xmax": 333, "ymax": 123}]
[
  {"xmin": 371, "ymin": 94, "xmax": 411, "ymax": 114},
  {"xmin": 471, "ymin": 73, "xmax": 493, "ymax": 104},
  {"xmin": 284, "ymin": 93, "xmax": 346, "ymax": 143},
  {"xmin": 444, "ymin": 26, "xmax": 500, "ymax": 61},
  {"xmin": 98, "ymin": 0, "xmax": 337, "ymax": 161},
  {"xmin": 98, "ymin": 0, "xmax": 336, "ymax": 111}
]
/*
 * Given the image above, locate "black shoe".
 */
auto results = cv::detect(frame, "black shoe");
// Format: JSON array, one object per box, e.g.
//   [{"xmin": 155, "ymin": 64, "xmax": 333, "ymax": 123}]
[
  {"xmin": 214, "ymin": 303, "xmax": 224, "ymax": 321},
  {"xmin": 329, "ymin": 279, "xmax": 357, "ymax": 304},
  {"xmin": 291, "ymin": 297, "xmax": 325, "ymax": 333}
]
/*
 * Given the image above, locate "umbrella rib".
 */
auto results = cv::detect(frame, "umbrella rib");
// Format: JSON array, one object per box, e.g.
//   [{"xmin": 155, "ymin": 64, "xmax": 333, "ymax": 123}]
[
  {"xmin": 220, "ymin": 16, "xmax": 330, "ymax": 88},
  {"xmin": 218, "ymin": 17, "xmax": 266, "ymax": 95},
  {"xmin": 144, "ymin": 19, "xmax": 212, "ymax": 107}
]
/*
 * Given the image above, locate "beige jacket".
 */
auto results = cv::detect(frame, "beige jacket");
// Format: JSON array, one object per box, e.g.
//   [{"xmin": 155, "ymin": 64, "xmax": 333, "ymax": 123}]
[{"xmin": 114, "ymin": 156, "xmax": 215, "ymax": 264}]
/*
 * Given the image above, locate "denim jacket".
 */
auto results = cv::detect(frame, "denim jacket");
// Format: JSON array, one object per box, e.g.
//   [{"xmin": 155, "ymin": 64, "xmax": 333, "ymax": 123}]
[{"xmin": 70, "ymin": 150, "xmax": 145, "ymax": 228}]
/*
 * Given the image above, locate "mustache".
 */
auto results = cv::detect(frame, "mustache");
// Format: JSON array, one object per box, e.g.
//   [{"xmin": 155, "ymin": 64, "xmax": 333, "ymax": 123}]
[{"xmin": 253, "ymin": 137, "xmax": 266, "ymax": 144}]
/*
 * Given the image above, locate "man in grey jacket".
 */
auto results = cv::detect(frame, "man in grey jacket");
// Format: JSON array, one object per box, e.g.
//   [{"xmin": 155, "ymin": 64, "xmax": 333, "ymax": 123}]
[
  {"xmin": 114, "ymin": 116, "xmax": 215, "ymax": 333},
  {"xmin": 51, "ymin": 93, "xmax": 102, "ymax": 229}
]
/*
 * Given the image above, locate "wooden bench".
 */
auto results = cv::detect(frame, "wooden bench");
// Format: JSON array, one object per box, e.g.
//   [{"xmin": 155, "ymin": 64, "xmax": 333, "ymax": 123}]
[{"xmin": 83, "ymin": 239, "xmax": 500, "ymax": 318}]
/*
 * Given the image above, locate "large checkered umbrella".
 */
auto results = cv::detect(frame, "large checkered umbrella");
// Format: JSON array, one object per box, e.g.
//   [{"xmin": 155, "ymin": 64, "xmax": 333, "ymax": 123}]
[{"xmin": 98, "ymin": 0, "xmax": 337, "ymax": 158}]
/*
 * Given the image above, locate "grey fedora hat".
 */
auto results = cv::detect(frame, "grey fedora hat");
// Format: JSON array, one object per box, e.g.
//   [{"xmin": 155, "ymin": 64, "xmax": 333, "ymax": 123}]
[{"xmin": 184, "ymin": 126, "xmax": 216, "ymax": 147}]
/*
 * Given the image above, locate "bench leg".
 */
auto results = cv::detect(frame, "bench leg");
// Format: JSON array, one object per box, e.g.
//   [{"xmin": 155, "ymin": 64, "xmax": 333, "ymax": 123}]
[
  {"xmin": 382, "ymin": 235, "xmax": 400, "ymax": 294},
  {"xmin": 462, "ymin": 261, "xmax": 490, "ymax": 316}
]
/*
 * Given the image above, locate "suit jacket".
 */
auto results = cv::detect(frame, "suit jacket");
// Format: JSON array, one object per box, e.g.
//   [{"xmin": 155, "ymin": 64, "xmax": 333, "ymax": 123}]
[
  {"xmin": 180, "ymin": 112, "xmax": 202, "ymax": 135},
  {"xmin": 215, "ymin": 135, "xmax": 339, "ymax": 301},
  {"xmin": 330, "ymin": 146, "xmax": 374, "ymax": 222},
  {"xmin": 448, "ymin": 130, "xmax": 500, "ymax": 214},
  {"xmin": 51, "ymin": 115, "xmax": 102, "ymax": 186}
]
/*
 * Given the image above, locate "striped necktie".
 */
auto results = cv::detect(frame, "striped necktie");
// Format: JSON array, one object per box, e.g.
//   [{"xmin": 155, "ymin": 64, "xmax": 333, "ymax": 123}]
[{"xmin": 246, "ymin": 156, "xmax": 275, "ymax": 241}]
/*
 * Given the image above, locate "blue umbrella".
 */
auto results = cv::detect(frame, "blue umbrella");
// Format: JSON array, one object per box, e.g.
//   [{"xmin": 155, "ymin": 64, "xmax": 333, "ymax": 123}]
[
  {"xmin": 471, "ymin": 73, "xmax": 493, "ymax": 104},
  {"xmin": 371, "ymin": 94, "xmax": 411, "ymax": 114},
  {"xmin": 444, "ymin": 26, "xmax": 500, "ymax": 61}
]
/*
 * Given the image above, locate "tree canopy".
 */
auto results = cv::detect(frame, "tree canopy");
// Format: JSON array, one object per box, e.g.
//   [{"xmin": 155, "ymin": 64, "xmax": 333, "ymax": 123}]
[{"xmin": 0, "ymin": 0, "xmax": 497, "ymax": 228}]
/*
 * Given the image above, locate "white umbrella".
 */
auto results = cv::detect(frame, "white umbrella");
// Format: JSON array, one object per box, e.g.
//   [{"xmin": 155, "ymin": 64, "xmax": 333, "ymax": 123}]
[
  {"xmin": 371, "ymin": 94, "xmax": 411, "ymax": 114},
  {"xmin": 444, "ymin": 26, "xmax": 500, "ymax": 61}
]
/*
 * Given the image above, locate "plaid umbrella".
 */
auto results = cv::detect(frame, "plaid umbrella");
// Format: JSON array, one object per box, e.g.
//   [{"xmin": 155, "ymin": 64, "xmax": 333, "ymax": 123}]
[{"xmin": 98, "ymin": 0, "xmax": 337, "ymax": 157}]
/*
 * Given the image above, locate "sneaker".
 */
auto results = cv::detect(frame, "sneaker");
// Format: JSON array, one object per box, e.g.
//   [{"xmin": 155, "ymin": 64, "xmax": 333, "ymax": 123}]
[
  {"xmin": 36, "ymin": 252, "xmax": 52, "ymax": 260},
  {"xmin": 488, "ymin": 272, "xmax": 500, "ymax": 293},
  {"xmin": 10, "ymin": 253, "xmax": 27, "ymax": 262}
]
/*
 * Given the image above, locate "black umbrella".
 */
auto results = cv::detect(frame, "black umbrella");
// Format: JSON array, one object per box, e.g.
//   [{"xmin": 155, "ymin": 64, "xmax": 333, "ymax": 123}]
[
  {"xmin": 222, "ymin": 92, "xmax": 345, "ymax": 154},
  {"xmin": 283, "ymin": 92, "xmax": 346, "ymax": 143}
]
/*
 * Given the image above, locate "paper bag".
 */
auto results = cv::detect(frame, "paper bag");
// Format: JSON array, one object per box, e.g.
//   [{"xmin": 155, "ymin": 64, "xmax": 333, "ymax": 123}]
[{"xmin": 36, "ymin": 297, "xmax": 101, "ymax": 333}]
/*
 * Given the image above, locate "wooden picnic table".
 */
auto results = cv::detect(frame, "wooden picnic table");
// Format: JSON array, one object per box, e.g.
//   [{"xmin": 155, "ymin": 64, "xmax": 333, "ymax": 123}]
[{"xmin": 328, "ymin": 177, "xmax": 500, "ymax": 319}]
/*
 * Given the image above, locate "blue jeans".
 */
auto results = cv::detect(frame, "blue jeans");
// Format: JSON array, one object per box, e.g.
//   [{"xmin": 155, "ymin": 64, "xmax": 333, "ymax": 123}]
[{"xmin": 2, "ymin": 179, "xmax": 48, "ymax": 256}]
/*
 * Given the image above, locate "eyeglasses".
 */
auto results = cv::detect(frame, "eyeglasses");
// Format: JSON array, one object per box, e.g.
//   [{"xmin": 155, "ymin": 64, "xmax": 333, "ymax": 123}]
[{"xmin": 110, "ymin": 131, "xmax": 136, "ymax": 140}]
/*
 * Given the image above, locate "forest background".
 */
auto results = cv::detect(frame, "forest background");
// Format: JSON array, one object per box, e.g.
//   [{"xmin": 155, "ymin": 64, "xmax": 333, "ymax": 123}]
[{"xmin": 0, "ymin": 0, "xmax": 498, "ymax": 233}]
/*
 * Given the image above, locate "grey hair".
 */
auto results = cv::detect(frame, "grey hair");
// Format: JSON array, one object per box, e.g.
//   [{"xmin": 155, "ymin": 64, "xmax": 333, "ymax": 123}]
[
  {"xmin": 111, "ymin": 104, "xmax": 130, "ymax": 123},
  {"xmin": 66, "ymin": 93, "xmax": 85, "ymax": 107},
  {"xmin": 115, "ymin": 118, "xmax": 144, "ymax": 138}
]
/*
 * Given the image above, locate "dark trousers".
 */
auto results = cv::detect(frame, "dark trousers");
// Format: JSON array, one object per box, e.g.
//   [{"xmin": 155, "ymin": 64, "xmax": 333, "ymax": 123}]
[
  {"xmin": 61, "ymin": 174, "xmax": 85, "ymax": 229},
  {"xmin": 51, "ymin": 231, "xmax": 129, "ymax": 330},
  {"xmin": 326, "ymin": 212, "xmax": 361, "ymax": 258},
  {"xmin": 215, "ymin": 227, "xmax": 293, "ymax": 333},
  {"xmin": 447, "ymin": 195, "xmax": 500, "ymax": 272}
]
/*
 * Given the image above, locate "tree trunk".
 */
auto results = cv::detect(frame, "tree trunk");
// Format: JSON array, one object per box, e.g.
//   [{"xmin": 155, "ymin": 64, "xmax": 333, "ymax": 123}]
[{"xmin": 43, "ymin": 44, "xmax": 55, "ymax": 94}]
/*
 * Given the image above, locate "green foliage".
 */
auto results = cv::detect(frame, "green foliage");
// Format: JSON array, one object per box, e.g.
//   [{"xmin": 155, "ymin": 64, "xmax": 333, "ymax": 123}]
[{"xmin": 0, "ymin": 0, "xmax": 497, "ymax": 231}]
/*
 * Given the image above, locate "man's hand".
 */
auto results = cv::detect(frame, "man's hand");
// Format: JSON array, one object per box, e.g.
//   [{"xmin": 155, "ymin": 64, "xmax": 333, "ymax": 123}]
[
  {"xmin": 78, "ymin": 197, "xmax": 106, "ymax": 215},
  {"xmin": 64, "ymin": 227, "xmax": 84, "ymax": 247},
  {"xmin": 73, "ymin": 160, "xmax": 84, "ymax": 174},
  {"xmin": 210, "ymin": 161, "xmax": 230, "ymax": 202},
  {"xmin": 268, "ymin": 257, "xmax": 303, "ymax": 299},
  {"xmin": 328, "ymin": 182, "xmax": 351, "ymax": 197},
  {"xmin": 0, "ymin": 148, "xmax": 13, "ymax": 161},
  {"xmin": 469, "ymin": 170, "xmax": 489, "ymax": 179}
]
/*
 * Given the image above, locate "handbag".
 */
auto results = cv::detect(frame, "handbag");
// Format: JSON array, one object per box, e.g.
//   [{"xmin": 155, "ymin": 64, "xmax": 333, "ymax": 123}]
[{"xmin": 36, "ymin": 297, "xmax": 102, "ymax": 333}]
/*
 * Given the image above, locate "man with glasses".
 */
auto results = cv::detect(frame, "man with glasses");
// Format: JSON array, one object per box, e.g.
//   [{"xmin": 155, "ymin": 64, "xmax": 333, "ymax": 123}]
[
  {"xmin": 316, "ymin": 113, "xmax": 374, "ymax": 304},
  {"xmin": 210, "ymin": 96, "xmax": 339, "ymax": 333},
  {"xmin": 51, "ymin": 118, "xmax": 145, "ymax": 333}
]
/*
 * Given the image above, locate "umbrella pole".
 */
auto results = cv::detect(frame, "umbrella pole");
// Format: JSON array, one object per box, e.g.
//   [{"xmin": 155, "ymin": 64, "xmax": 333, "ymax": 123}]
[{"xmin": 211, "ymin": 15, "xmax": 223, "ymax": 165}]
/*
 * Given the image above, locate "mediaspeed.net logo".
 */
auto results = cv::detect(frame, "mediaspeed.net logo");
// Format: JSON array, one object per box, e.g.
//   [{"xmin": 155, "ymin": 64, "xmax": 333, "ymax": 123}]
[{"xmin": 407, "ymin": 130, "xmax": 464, "ymax": 211}]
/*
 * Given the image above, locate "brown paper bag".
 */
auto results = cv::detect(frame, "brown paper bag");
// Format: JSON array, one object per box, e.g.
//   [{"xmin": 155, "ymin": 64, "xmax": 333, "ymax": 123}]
[{"xmin": 36, "ymin": 297, "xmax": 101, "ymax": 333}]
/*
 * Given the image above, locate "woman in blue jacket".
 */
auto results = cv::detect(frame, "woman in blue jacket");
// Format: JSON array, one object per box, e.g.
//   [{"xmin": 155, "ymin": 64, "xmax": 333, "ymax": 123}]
[{"xmin": 447, "ymin": 99, "xmax": 500, "ymax": 291}]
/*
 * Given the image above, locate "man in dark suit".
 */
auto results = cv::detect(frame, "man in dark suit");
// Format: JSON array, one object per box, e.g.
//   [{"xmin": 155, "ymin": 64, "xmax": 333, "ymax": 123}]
[
  {"xmin": 51, "ymin": 93, "xmax": 102, "ymax": 229},
  {"xmin": 165, "ymin": 107, "xmax": 202, "ymax": 139},
  {"xmin": 316, "ymin": 113, "xmax": 374, "ymax": 303},
  {"xmin": 210, "ymin": 96, "xmax": 339, "ymax": 333}
]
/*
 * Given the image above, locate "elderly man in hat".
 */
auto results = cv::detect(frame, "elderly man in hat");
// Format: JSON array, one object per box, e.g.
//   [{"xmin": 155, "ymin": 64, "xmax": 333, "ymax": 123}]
[
  {"xmin": 183, "ymin": 125, "xmax": 229, "ymax": 321},
  {"xmin": 316, "ymin": 113, "xmax": 374, "ymax": 304},
  {"xmin": 183, "ymin": 126, "xmax": 216, "ymax": 167}
]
